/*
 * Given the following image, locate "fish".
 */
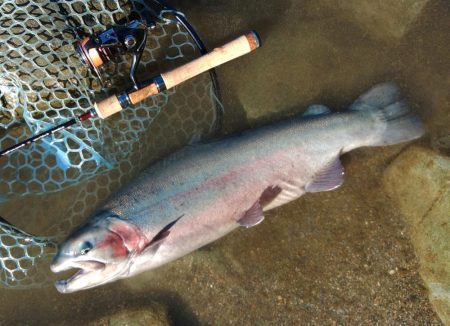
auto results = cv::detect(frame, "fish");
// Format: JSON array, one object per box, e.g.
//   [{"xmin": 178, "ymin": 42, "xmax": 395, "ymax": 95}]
[{"xmin": 50, "ymin": 83, "xmax": 424, "ymax": 293}]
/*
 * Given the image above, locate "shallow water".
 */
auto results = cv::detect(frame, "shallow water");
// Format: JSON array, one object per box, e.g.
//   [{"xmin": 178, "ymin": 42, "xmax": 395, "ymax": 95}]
[{"xmin": 1, "ymin": 0, "xmax": 449, "ymax": 324}]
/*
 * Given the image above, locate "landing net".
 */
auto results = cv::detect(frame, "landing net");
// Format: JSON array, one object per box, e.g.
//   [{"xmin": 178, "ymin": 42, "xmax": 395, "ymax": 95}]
[{"xmin": 0, "ymin": 0, "xmax": 222, "ymax": 288}]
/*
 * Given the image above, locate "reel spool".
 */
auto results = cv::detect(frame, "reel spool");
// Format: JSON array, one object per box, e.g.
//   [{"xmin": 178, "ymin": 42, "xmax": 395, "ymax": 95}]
[{"xmin": 76, "ymin": 20, "xmax": 155, "ymax": 89}]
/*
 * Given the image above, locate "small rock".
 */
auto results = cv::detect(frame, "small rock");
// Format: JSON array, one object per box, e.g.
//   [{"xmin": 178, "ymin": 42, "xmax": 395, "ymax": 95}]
[
  {"xmin": 383, "ymin": 145, "xmax": 450, "ymax": 324},
  {"xmin": 323, "ymin": 0, "xmax": 430, "ymax": 40},
  {"xmin": 89, "ymin": 303, "xmax": 171, "ymax": 326}
]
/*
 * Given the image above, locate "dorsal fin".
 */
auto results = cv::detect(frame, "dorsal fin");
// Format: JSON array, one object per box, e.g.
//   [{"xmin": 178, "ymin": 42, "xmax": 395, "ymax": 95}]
[
  {"xmin": 302, "ymin": 104, "xmax": 331, "ymax": 117},
  {"xmin": 305, "ymin": 157, "xmax": 345, "ymax": 193}
]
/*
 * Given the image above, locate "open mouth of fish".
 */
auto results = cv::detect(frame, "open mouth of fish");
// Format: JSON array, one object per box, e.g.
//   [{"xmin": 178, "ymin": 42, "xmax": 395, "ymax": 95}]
[{"xmin": 51, "ymin": 260, "xmax": 106, "ymax": 293}]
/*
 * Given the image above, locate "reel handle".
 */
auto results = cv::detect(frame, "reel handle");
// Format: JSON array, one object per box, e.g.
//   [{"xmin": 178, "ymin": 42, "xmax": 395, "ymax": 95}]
[{"xmin": 94, "ymin": 31, "xmax": 261, "ymax": 119}]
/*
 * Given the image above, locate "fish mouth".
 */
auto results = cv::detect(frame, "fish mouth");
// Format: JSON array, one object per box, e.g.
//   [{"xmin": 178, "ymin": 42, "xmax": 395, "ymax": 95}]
[
  {"xmin": 51, "ymin": 259, "xmax": 106, "ymax": 273},
  {"xmin": 51, "ymin": 260, "xmax": 107, "ymax": 294}
]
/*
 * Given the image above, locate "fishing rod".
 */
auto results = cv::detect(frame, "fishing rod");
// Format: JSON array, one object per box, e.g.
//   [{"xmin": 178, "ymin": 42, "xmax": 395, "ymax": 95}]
[{"xmin": 0, "ymin": 31, "xmax": 261, "ymax": 157}]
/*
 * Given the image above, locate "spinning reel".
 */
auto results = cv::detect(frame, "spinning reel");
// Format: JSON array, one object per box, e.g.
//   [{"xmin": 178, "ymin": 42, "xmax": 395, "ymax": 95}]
[{"xmin": 76, "ymin": 20, "xmax": 155, "ymax": 89}]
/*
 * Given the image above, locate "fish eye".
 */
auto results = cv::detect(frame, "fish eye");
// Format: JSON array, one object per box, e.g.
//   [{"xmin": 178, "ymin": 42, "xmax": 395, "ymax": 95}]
[{"xmin": 79, "ymin": 241, "xmax": 93, "ymax": 255}]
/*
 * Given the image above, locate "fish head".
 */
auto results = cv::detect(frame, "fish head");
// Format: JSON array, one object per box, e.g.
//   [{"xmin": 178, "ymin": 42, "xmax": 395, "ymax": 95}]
[{"xmin": 50, "ymin": 211, "xmax": 148, "ymax": 293}]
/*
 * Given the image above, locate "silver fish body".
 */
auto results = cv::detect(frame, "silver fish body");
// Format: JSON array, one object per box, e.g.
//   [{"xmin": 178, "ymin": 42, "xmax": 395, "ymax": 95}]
[{"xmin": 51, "ymin": 83, "xmax": 424, "ymax": 293}]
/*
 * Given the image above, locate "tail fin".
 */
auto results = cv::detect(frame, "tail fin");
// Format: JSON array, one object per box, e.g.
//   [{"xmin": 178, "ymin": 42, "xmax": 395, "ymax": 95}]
[{"xmin": 351, "ymin": 83, "xmax": 425, "ymax": 146}]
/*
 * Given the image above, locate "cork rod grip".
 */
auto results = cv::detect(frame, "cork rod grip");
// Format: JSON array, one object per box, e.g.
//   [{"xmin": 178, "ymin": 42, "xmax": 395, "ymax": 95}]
[
  {"xmin": 94, "ymin": 95, "xmax": 122, "ymax": 119},
  {"xmin": 161, "ymin": 31, "xmax": 260, "ymax": 89},
  {"xmin": 128, "ymin": 83, "xmax": 159, "ymax": 105},
  {"xmin": 94, "ymin": 31, "xmax": 260, "ymax": 119}
]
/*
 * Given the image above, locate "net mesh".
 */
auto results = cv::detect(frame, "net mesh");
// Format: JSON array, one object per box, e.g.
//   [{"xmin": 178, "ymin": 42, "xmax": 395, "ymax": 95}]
[
  {"xmin": 0, "ymin": 218, "xmax": 57, "ymax": 288},
  {"xmin": 0, "ymin": 0, "xmax": 222, "ymax": 288}
]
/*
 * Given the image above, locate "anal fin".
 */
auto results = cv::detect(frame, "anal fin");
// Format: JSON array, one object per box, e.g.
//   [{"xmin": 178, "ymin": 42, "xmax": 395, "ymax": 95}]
[{"xmin": 305, "ymin": 157, "xmax": 345, "ymax": 193}]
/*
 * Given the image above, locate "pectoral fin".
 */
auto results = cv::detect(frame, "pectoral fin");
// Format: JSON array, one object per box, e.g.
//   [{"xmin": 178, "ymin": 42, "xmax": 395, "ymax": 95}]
[
  {"xmin": 143, "ymin": 215, "xmax": 184, "ymax": 256},
  {"xmin": 305, "ymin": 157, "xmax": 345, "ymax": 192}
]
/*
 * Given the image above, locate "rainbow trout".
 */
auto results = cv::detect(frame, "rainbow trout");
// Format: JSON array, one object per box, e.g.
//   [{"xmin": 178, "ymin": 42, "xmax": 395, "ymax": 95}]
[{"xmin": 51, "ymin": 83, "xmax": 424, "ymax": 293}]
